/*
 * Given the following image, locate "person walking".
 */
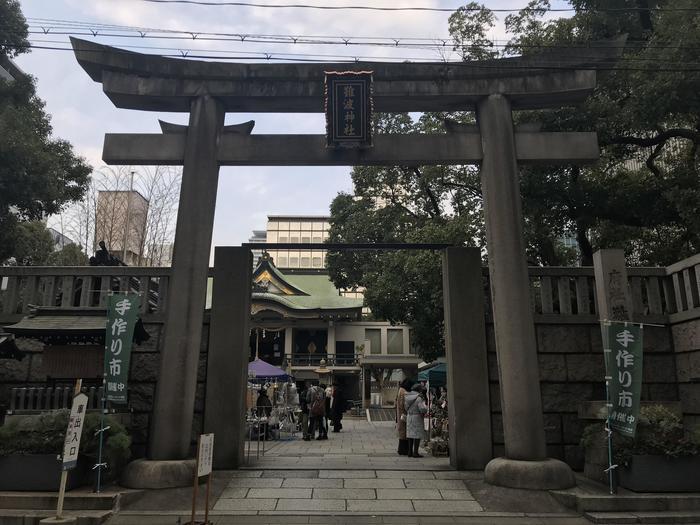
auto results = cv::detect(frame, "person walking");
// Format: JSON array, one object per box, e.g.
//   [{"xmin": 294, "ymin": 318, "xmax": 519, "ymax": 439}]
[
  {"xmin": 307, "ymin": 383, "xmax": 327, "ymax": 440},
  {"xmin": 330, "ymin": 381, "xmax": 346, "ymax": 432},
  {"xmin": 396, "ymin": 379, "xmax": 411, "ymax": 456},
  {"xmin": 405, "ymin": 383, "xmax": 428, "ymax": 458}
]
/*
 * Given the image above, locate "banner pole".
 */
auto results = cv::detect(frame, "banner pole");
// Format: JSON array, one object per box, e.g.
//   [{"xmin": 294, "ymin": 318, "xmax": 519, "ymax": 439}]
[
  {"xmin": 95, "ymin": 375, "xmax": 106, "ymax": 494},
  {"xmin": 604, "ymin": 376, "xmax": 615, "ymax": 495},
  {"xmin": 190, "ymin": 435, "xmax": 201, "ymax": 525},
  {"xmin": 204, "ymin": 473, "xmax": 211, "ymax": 524}
]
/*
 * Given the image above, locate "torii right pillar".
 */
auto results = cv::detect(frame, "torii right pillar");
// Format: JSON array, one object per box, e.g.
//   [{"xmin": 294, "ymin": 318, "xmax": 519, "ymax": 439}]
[{"xmin": 477, "ymin": 93, "xmax": 576, "ymax": 489}]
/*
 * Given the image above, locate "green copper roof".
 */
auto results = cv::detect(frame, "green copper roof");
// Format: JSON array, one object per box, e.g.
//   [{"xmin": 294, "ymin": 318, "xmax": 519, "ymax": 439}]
[{"xmin": 205, "ymin": 272, "xmax": 362, "ymax": 312}]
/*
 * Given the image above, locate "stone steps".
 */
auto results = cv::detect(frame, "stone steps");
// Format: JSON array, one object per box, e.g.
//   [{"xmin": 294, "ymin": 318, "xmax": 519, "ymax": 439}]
[
  {"xmin": 0, "ymin": 509, "xmax": 112, "ymax": 525},
  {"xmin": 551, "ymin": 490, "xmax": 700, "ymax": 513},
  {"xmin": 0, "ymin": 493, "xmax": 118, "ymax": 511},
  {"xmin": 584, "ymin": 510, "xmax": 700, "ymax": 523}
]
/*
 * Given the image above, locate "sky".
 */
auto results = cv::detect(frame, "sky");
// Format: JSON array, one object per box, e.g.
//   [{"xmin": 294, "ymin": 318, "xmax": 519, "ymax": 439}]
[{"xmin": 14, "ymin": 0, "xmax": 570, "ymax": 251}]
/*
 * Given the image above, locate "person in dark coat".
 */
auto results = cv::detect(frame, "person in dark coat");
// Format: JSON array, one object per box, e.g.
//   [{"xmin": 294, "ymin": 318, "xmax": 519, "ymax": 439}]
[
  {"xmin": 256, "ymin": 389, "xmax": 273, "ymax": 440},
  {"xmin": 396, "ymin": 379, "xmax": 412, "ymax": 455},
  {"xmin": 298, "ymin": 381, "xmax": 310, "ymax": 441},
  {"xmin": 330, "ymin": 381, "xmax": 346, "ymax": 432}
]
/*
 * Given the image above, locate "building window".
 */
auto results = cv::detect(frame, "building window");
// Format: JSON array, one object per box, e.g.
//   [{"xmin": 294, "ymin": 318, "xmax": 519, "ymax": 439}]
[
  {"xmin": 289, "ymin": 257, "xmax": 299, "ymax": 267},
  {"xmin": 312, "ymin": 257, "xmax": 322, "ymax": 267},
  {"xmin": 313, "ymin": 236, "xmax": 322, "ymax": 243},
  {"xmin": 366, "ymin": 328, "xmax": 381, "ymax": 355},
  {"xmin": 290, "ymin": 236, "xmax": 299, "ymax": 244},
  {"xmin": 278, "ymin": 256, "xmax": 288, "ymax": 267},
  {"xmin": 301, "ymin": 236, "xmax": 311, "ymax": 243},
  {"xmin": 279, "ymin": 236, "xmax": 288, "ymax": 243},
  {"xmin": 387, "ymin": 329, "xmax": 404, "ymax": 354},
  {"xmin": 300, "ymin": 257, "xmax": 310, "ymax": 267}
]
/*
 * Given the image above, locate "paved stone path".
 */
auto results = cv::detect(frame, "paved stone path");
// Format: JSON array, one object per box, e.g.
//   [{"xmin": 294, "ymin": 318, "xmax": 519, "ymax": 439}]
[{"xmin": 109, "ymin": 419, "xmax": 585, "ymax": 523}]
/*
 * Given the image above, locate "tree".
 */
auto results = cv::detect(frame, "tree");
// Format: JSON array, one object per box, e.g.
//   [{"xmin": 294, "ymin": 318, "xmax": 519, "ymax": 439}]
[
  {"xmin": 47, "ymin": 243, "xmax": 89, "ymax": 266},
  {"xmin": 9, "ymin": 221, "xmax": 54, "ymax": 266},
  {"xmin": 327, "ymin": 0, "xmax": 700, "ymax": 359},
  {"xmin": 53, "ymin": 166, "xmax": 181, "ymax": 266},
  {"xmin": 0, "ymin": 0, "xmax": 91, "ymax": 263}
]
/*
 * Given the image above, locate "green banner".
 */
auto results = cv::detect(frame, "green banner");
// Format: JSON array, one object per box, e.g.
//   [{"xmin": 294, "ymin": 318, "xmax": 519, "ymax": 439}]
[
  {"xmin": 104, "ymin": 294, "xmax": 140, "ymax": 404},
  {"xmin": 603, "ymin": 321, "xmax": 644, "ymax": 438}
]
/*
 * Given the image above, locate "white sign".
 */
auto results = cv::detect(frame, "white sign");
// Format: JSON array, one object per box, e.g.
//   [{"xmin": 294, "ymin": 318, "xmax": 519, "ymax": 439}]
[
  {"xmin": 197, "ymin": 433, "xmax": 215, "ymax": 477},
  {"xmin": 62, "ymin": 393, "xmax": 88, "ymax": 471}
]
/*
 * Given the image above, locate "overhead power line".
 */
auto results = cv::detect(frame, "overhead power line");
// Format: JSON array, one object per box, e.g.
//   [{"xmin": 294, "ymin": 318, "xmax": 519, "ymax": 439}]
[
  {"xmin": 126, "ymin": 0, "xmax": 700, "ymax": 13},
  {"xmin": 20, "ymin": 17, "xmax": 700, "ymax": 51}
]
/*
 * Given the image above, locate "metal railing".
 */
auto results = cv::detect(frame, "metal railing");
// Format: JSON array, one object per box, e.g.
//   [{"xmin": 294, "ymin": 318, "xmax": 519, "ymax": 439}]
[{"xmin": 286, "ymin": 354, "xmax": 360, "ymax": 367}]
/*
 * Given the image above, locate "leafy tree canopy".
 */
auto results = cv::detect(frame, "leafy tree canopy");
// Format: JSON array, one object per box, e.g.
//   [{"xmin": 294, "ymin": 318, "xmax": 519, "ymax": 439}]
[
  {"xmin": 0, "ymin": 0, "xmax": 91, "ymax": 263},
  {"xmin": 327, "ymin": 0, "xmax": 700, "ymax": 359}
]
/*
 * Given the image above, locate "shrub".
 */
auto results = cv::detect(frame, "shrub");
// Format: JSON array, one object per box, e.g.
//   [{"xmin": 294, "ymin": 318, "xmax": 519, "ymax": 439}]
[
  {"xmin": 0, "ymin": 410, "xmax": 131, "ymax": 480},
  {"xmin": 580, "ymin": 405, "xmax": 700, "ymax": 466}
]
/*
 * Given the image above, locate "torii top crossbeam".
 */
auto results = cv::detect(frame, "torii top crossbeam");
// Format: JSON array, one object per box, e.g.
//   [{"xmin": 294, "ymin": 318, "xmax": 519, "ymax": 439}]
[{"xmin": 70, "ymin": 37, "xmax": 622, "ymax": 113}]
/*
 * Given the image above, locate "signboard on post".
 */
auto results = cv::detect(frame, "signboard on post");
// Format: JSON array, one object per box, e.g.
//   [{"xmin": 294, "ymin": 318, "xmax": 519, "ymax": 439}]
[
  {"xmin": 104, "ymin": 293, "xmax": 141, "ymax": 404},
  {"xmin": 197, "ymin": 433, "xmax": 215, "ymax": 477},
  {"xmin": 62, "ymin": 392, "xmax": 88, "ymax": 471},
  {"xmin": 325, "ymin": 71, "xmax": 373, "ymax": 148},
  {"xmin": 603, "ymin": 321, "xmax": 644, "ymax": 438}
]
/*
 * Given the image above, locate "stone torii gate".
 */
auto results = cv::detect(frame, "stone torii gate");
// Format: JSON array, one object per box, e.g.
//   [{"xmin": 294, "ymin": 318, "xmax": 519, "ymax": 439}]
[{"xmin": 71, "ymin": 37, "xmax": 619, "ymax": 489}]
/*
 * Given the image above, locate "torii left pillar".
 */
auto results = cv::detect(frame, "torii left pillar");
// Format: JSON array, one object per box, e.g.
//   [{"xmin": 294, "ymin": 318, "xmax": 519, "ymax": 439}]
[{"xmin": 122, "ymin": 95, "xmax": 225, "ymax": 488}]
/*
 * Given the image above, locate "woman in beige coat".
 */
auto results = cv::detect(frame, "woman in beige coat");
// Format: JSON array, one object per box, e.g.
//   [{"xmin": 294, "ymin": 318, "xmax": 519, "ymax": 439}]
[{"xmin": 395, "ymin": 379, "xmax": 411, "ymax": 456}]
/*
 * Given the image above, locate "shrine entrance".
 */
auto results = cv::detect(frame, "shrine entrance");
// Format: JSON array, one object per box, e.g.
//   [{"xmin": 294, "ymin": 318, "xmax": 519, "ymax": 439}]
[{"xmin": 71, "ymin": 36, "xmax": 620, "ymax": 489}]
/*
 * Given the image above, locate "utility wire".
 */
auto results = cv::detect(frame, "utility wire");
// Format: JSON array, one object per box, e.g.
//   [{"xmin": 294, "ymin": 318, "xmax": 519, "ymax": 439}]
[
  {"xmin": 124, "ymin": 0, "xmax": 700, "ymax": 13},
  {"xmin": 13, "ymin": 27, "xmax": 700, "ymax": 53},
  {"xmin": 20, "ymin": 17, "xmax": 700, "ymax": 51}
]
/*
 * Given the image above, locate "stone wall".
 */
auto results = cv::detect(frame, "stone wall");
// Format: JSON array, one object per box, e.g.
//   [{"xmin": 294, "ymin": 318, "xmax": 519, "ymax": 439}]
[
  {"xmin": 672, "ymin": 318, "xmax": 700, "ymax": 431},
  {"xmin": 0, "ymin": 320, "xmax": 210, "ymax": 459},
  {"xmin": 487, "ymin": 322, "xmax": 677, "ymax": 470}
]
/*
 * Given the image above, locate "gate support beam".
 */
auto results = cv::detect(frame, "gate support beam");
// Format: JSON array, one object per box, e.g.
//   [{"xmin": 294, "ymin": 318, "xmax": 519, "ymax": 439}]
[
  {"xmin": 477, "ymin": 94, "xmax": 575, "ymax": 489},
  {"xmin": 204, "ymin": 247, "xmax": 252, "ymax": 468},
  {"xmin": 442, "ymin": 247, "xmax": 492, "ymax": 469}
]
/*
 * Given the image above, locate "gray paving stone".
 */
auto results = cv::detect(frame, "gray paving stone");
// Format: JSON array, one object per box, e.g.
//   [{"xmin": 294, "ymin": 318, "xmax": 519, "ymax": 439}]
[
  {"xmin": 377, "ymin": 489, "xmax": 442, "ymax": 500},
  {"xmin": 247, "ymin": 488, "xmax": 312, "ymax": 499},
  {"xmin": 318, "ymin": 470, "xmax": 377, "ymax": 479},
  {"xmin": 218, "ymin": 488, "xmax": 250, "ymax": 499},
  {"xmin": 261, "ymin": 470, "xmax": 319, "ymax": 478},
  {"xmin": 313, "ymin": 488, "xmax": 376, "ymax": 500},
  {"xmin": 376, "ymin": 470, "xmax": 436, "ymax": 479},
  {"xmin": 282, "ymin": 478, "xmax": 343, "ymax": 488},
  {"xmin": 412, "ymin": 500, "xmax": 484, "ymax": 512},
  {"xmin": 432, "ymin": 471, "xmax": 483, "ymax": 480},
  {"xmin": 227, "ymin": 470, "xmax": 264, "ymax": 478},
  {"xmin": 344, "ymin": 478, "xmax": 406, "ymax": 489},
  {"xmin": 213, "ymin": 498, "xmax": 277, "ymax": 511},
  {"xmin": 404, "ymin": 479, "xmax": 467, "ymax": 490},
  {"xmin": 439, "ymin": 490, "xmax": 476, "ymax": 500},
  {"xmin": 227, "ymin": 478, "xmax": 284, "ymax": 488},
  {"xmin": 345, "ymin": 499, "xmax": 414, "ymax": 512},
  {"xmin": 275, "ymin": 498, "xmax": 346, "ymax": 512}
]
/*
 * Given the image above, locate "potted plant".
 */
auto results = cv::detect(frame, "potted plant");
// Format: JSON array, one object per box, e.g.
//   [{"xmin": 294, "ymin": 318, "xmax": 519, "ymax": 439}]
[
  {"xmin": 0, "ymin": 410, "xmax": 131, "ymax": 491},
  {"xmin": 581, "ymin": 405, "xmax": 700, "ymax": 492}
]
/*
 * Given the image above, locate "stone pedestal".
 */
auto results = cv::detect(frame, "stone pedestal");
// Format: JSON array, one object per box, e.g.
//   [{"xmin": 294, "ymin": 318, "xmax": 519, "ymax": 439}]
[
  {"xmin": 485, "ymin": 457, "xmax": 575, "ymax": 490},
  {"xmin": 477, "ymin": 94, "xmax": 574, "ymax": 488},
  {"xmin": 149, "ymin": 95, "xmax": 225, "ymax": 460},
  {"xmin": 121, "ymin": 459, "xmax": 196, "ymax": 489}
]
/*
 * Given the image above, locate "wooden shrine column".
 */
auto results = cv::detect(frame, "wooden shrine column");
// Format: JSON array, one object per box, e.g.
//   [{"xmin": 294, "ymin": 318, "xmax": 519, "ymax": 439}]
[
  {"xmin": 477, "ymin": 94, "xmax": 575, "ymax": 489},
  {"xmin": 150, "ymin": 95, "xmax": 225, "ymax": 460}
]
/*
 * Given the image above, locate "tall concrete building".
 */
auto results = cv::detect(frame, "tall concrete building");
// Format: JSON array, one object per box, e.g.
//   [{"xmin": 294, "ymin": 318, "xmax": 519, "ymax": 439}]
[
  {"xmin": 247, "ymin": 230, "xmax": 267, "ymax": 268},
  {"xmin": 264, "ymin": 215, "xmax": 330, "ymax": 269},
  {"xmin": 95, "ymin": 190, "xmax": 149, "ymax": 266}
]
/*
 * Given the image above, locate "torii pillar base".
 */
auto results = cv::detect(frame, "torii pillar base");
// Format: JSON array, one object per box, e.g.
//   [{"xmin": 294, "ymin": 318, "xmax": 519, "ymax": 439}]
[{"xmin": 485, "ymin": 458, "xmax": 575, "ymax": 490}]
